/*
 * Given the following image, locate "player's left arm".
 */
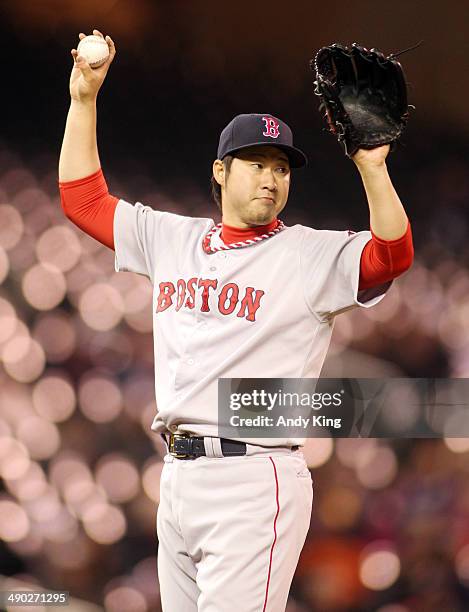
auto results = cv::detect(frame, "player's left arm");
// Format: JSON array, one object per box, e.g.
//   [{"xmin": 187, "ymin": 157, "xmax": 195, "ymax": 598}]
[
  {"xmin": 352, "ymin": 144, "xmax": 414, "ymax": 290},
  {"xmin": 352, "ymin": 144, "xmax": 408, "ymax": 240}
]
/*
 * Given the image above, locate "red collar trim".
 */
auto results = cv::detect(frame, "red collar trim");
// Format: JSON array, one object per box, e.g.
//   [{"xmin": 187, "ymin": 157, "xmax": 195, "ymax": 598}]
[{"xmin": 221, "ymin": 218, "xmax": 279, "ymax": 244}]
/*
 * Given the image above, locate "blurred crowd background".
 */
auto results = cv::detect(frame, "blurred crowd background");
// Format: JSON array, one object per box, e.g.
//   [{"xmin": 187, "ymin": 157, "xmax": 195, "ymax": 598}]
[{"xmin": 1, "ymin": 1, "xmax": 468, "ymax": 611}]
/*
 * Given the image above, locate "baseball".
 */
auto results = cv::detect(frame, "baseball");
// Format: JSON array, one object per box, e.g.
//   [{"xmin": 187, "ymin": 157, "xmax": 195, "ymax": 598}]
[{"xmin": 77, "ymin": 35, "xmax": 109, "ymax": 68}]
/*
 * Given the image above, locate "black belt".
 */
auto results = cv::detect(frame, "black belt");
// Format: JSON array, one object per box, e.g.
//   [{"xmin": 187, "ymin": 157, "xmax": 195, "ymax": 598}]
[
  {"xmin": 165, "ymin": 433, "xmax": 299, "ymax": 459},
  {"xmin": 167, "ymin": 433, "xmax": 247, "ymax": 459}
]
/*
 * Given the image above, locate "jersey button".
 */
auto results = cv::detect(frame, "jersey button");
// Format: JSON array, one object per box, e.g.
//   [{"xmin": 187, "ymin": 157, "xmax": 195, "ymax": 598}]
[
  {"xmin": 187, "ymin": 358, "xmax": 195, "ymax": 365},
  {"xmin": 209, "ymin": 266, "xmax": 217, "ymax": 271}
]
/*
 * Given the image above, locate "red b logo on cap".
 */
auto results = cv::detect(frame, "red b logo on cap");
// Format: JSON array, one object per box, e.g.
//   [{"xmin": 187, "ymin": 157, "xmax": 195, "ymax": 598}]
[{"xmin": 261, "ymin": 116, "xmax": 280, "ymax": 139}]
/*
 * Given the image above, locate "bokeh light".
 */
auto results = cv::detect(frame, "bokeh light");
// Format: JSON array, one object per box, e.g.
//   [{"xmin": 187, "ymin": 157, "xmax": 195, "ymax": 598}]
[
  {"xmin": 78, "ymin": 282, "xmax": 124, "ymax": 331},
  {"xmin": 336, "ymin": 438, "xmax": 378, "ymax": 468},
  {"xmin": 109, "ymin": 272, "xmax": 153, "ymax": 333},
  {"xmin": 37, "ymin": 506, "xmax": 79, "ymax": 543},
  {"xmin": 0, "ymin": 379, "xmax": 34, "ymax": 426},
  {"xmin": 95, "ymin": 453, "xmax": 140, "ymax": 503},
  {"xmin": 63, "ymin": 479, "xmax": 107, "ymax": 519},
  {"xmin": 4, "ymin": 460, "xmax": 48, "ymax": 501},
  {"xmin": 0, "ymin": 244, "xmax": 10, "ymax": 283},
  {"xmin": 35, "ymin": 225, "xmax": 82, "ymax": 271},
  {"xmin": 78, "ymin": 372, "xmax": 123, "ymax": 423},
  {"xmin": 82, "ymin": 503, "xmax": 127, "ymax": 544},
  {"xmin": 355, "ymin": 445, "xmax": 398, "ymax": 489},
  {"xmin": 104, "ymin": 586, "xmax": 148, "ymax": 612},
  {"xmin": 22, "ymin": 485, "xmax": 61, "ymax": 523},
  {"xmin": 0, "ymin": 297, "xmax": 17, "ymax": 344},
  {"xmin": 141, "ymin": 460, "xmax": 164, "ymax": 503},
  {"xmin": 359, "ymin": 543, "xmax": 400, "ymax": 591},
  {"xmin": 0, "ymin": 203, "xmax": 24, "ymax": 250},
  {"xmin": 15, "ymin": 416, "xmax": 61, "ymax": 460},
  {"xmin": 1, "ymin": 335, "xmax": 46, "ymax": 382},
  {"xmin": 21, "ymin": 262, "xmax": 67, "ymax": 311},
  {"xmin": 444, "ymin": 437, "xmax": 469, "ymax": 453},
  {"xmin": 131, "ymin": 556, "xmax": 159, "ymax": 606},
  {"xmin": 302, "ymin": 437, "xmax": 334, "ymax": 468},
  {"xmin": 0, "ymin": 497, "xmax": 30, "ymax": 541},
  {"xmin": 32, "ymin": 375, "xmax": 76, "ymax": 422},
  {"xmin": 123, "ymin": 374, "xmax": 156, "ymax": 422},
  {"xmin": 0, "ymin": 438, "xmax": 30, "ymax": 479},
  {"xmin": 48, "ymin": 451, "xmax": 93, "ymax": 491}
]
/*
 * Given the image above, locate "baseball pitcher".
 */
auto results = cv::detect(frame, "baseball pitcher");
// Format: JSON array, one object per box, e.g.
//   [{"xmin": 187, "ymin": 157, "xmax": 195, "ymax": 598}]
[{"xmin": 58, "ymin": 30, "xmax": 414, "ymax": 612}]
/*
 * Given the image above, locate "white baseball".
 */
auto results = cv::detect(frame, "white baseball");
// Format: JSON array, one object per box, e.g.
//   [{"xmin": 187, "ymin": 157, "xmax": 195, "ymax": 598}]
[{"xmin": 77, "ymin": 35, "xmax": 110, "ymax": 68}]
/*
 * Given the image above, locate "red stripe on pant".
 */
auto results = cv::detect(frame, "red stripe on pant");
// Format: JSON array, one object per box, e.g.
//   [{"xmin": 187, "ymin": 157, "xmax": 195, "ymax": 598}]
[{"xmin": 263, "ymin": 457, "xmax": 280, "ymax": 612}]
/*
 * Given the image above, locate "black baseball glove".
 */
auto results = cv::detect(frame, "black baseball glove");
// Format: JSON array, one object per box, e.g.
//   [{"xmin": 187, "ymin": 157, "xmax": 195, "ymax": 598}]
[{"xmin": 311, "ymin": 42, "xmax": 417, "ymax": 157}]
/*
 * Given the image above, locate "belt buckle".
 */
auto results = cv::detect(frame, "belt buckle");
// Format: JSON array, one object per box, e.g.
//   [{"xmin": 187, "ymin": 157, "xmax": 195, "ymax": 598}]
[{"xmin": 169, "ymin": 433, "xmax": 191, "ymax": 458}]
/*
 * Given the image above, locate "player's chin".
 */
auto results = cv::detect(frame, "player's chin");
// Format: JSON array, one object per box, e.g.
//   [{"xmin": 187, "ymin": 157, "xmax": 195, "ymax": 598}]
[
  {"xmin": 248, "ymin": 201, "xmax": 278, "ymax": 224},
  {"xmin": 248, "ymin": 211, "xmax": 275, "ymax": 226}
]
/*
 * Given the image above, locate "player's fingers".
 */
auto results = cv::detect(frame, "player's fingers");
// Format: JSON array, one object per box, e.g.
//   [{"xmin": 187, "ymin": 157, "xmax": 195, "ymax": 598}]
[
  {"xmin": 71, "ymin": 49, "xmax": 87, "ymax": 75},
  {"xmin": 79, "ymin": 33, "xmax": 86, "ymax": 40},
  {"xmin": 105, "ymin": 35, "xmax": 116, "ymax": 59},
  {"xmin": 93, "ymin": 29, "xmax": 104, "ymax": 38},
  {"xmin": 74, "ymin": 53, "xmax": 94, "ymax": 78}
]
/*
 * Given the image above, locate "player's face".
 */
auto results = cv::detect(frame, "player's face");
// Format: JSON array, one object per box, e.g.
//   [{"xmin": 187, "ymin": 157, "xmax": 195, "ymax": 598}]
[{"xmin": 216, "ymin": 145, "xmax": 291, "ymax": 227}]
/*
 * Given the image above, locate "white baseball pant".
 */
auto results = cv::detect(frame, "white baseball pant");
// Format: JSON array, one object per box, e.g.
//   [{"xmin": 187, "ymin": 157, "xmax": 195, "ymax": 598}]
[{"xmin": 156, "ymin": 442, "xmax": 313, "ymax": 612}]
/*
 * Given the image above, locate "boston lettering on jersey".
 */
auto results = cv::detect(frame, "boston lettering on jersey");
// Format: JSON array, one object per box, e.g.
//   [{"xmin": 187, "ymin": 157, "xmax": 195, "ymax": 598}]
[{"xmin": 155, "ymin": 278, "xmax": 265, "ymax": 322}]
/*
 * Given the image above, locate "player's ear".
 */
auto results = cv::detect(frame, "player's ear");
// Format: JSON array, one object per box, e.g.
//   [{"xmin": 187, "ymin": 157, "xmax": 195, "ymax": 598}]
[{"xmin": 212, "ymin": 159, "xmax": 224, "ymax": 187}]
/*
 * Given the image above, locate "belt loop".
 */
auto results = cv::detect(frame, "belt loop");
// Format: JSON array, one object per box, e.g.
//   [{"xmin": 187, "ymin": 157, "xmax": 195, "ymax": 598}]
[
  {"xmin": 211, "ymin": 437, "xmax": 224, "ymax": 458},
  {"xmin": 245, "ymin": 443, "xmax": 256, "ymax": 456},
  {"xmin": 203, "ymin": 437, "xmax": 224, "ymax": 458},
  {"xmin": 203, "ymin": 437, "xmax": 215, "ymax": 457}
]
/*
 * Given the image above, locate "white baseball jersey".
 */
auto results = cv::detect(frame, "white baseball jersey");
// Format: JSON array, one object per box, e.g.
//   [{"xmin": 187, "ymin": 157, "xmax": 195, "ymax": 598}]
[{"xmin": 113, "ymin": 198, "xmax": 391, "ymax": 447}]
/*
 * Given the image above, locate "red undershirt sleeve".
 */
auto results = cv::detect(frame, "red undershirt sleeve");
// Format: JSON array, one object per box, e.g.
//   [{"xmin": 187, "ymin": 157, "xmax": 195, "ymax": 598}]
[
  {"xmin": 358, "ymin": 220, "xmax": 414, "ymax": 291},
  {"xmin": 58, "ymin": 168, "xmax": 118, "ymax": 250}
]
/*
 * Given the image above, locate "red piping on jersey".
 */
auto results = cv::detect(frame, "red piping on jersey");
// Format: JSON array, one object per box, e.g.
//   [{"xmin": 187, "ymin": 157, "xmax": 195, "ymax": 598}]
[
  {"xmin": 263, "ymin": 457, "xmax": 280, "ymax": 612},
  {"xmin": 58, "ymin": 168, "xmax": 118, "ymax": 250}
]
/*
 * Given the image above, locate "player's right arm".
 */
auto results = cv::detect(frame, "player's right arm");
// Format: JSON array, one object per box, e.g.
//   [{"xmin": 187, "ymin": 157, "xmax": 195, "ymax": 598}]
[
  {"xmin": 58, "ymin": 32, "xmax": 201, "ymax": 280},
  {"xmin": 59, "ymin": 29, "xmax": 115, "ymax": 181},
  {"xmin": 58, "ymin": 29, "xmax": 118, "ymax": 250}
]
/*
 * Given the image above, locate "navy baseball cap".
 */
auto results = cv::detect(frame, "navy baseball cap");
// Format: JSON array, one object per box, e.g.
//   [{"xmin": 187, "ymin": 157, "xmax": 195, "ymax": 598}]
[{"xmin": 217, "ymin": 113, "xmax": 308, "ymax": 168}]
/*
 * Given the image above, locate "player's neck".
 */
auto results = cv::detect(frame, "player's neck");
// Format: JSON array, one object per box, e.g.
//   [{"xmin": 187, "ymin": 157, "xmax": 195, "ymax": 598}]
[{"xmin": 220, "ymin": 218, "xmax": 279, "ymax": 244}]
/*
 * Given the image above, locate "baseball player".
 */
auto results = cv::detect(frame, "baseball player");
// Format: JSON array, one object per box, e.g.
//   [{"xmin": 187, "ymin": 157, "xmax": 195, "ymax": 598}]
[{"xmin": 59, "ymin": 31, "xmax": 414, "ymax": 611}]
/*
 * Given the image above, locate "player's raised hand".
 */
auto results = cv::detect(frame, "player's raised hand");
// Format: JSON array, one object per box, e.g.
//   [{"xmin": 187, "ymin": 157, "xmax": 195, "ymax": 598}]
[
  {"xmin": 69, "ymin": 29, "xmax": 116, "ymax": 103},
  {"xmin": 352, "ymin": 144, "xmax": 391, "ymax": 170}
]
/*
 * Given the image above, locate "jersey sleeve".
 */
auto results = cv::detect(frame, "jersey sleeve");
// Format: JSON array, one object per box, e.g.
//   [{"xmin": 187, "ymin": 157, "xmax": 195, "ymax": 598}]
[
  {"xmin": 113, "ymin": 199, "xmax": 159, "ymax": 280},
  {"xmin": 113, "ymin": 198, "xmax": 210, "ymax": 282},
  {"xmin": 300, "ymin": 227, "xmax": 392, "ymax": 321}
]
